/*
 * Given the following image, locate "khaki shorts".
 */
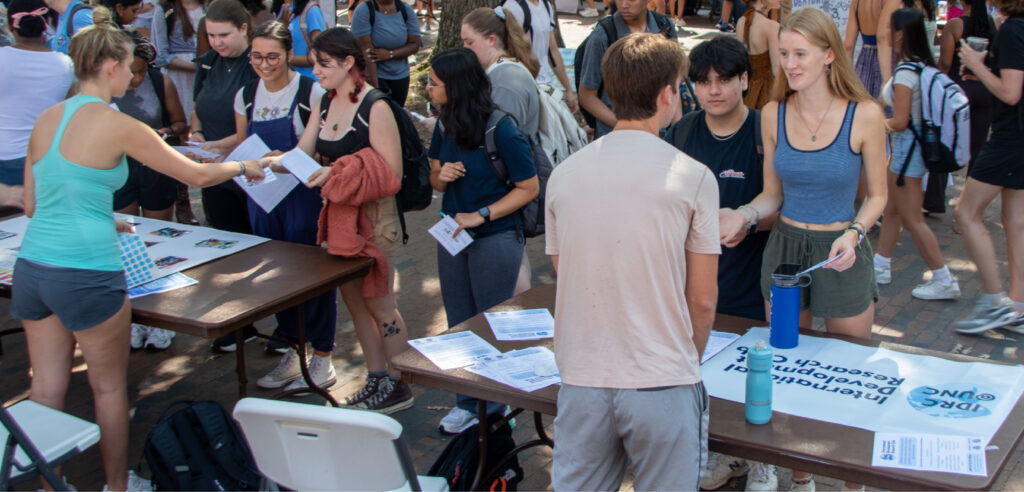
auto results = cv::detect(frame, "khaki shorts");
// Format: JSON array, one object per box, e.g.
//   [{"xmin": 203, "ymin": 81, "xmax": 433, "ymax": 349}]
[
  {"xmin": 365, "ymin": 197, "xmax": 401, "ymax": 255},
  {"xmin": 759, "ymin": 220, "xmax": 878, "ymax": 319}
]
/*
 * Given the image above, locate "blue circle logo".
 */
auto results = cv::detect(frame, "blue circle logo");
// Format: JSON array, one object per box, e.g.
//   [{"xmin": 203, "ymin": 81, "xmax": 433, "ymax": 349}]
[{"xmin": 906, "ymin": 384, "xmax": 996, "ymax": 418}]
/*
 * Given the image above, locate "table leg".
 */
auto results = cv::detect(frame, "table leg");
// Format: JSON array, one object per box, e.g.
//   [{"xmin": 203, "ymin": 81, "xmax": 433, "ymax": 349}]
[
  {"xmin": 235, "ymin": 329, "xmax": 248, "ymax": 398},
  {"xmin": 269, "ymin": 305, "xmax": 340, "ymax": 407},
  {"xmin": 471, "ymin": 399, "xmax": 490, "ymax": 491}
]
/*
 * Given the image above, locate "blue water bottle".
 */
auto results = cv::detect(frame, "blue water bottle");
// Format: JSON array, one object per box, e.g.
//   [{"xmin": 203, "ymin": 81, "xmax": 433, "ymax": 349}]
[
  {"xmin": 745, "ymin": 339, "xmax": 773, "ymax": 424},
  {"xmin": 769, "ymin": 263, "xmax": 811, "ymax": 349}
]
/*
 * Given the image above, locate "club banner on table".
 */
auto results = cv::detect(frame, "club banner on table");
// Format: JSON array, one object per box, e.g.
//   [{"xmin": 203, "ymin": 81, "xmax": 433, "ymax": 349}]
[{"xmin": 703, "ymin": 328, "xmax": 1024, "ymax": 444}]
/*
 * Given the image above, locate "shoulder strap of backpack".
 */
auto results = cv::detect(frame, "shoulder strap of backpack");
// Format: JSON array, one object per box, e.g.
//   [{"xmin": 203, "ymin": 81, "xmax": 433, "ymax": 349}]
[
  {"xmin": 485, "ymin": 110, "xmax": 513, "ymax": 186},
  {"xmin": 752, "ymin": 108, "xmax": 763, "ymax": 156},
  {"xmin": 319, "ymin": 90, "xmax": 331, "ymax": 124},
  {"xmin": 296, "ymin": 75, "xmax": 315, "ymax": 127},
  {"xmin": 598, "ymin": 15, "xmax": 617, "ymax": 43},
  {"xmin": 652, "ymin": 11, "xmax": 673, "ymax": 38},
  {"xmin": 896, "ymin": 126, "xmax": 919, "ymax": 188},
  {"xmin": 242, "ymin": 78, "xmax": 260, "ymax": 123},
  {"xmin": 669, "ymin": 110, "xmax": 701, "ymax": 150},
  {"xmin": 354, "ymin": 88, "xmax": 387, "ymax": 136},
  {"xmin": 149, "ymin": 67, "xmax": 172, "ymax": 128},
  {"xmin": 516, "ymin": 0, "xmax": 533, "ymax": 36},
  {"xmin": 191, "ymin": 402, "xmax": 260, "ymax": 489},
  {"xmin": 368, "ymin": 0, "xmax": 377, "ymax": 27},
  {"xmin": 298, "ymin": 1, "xmax": 316, "ymax": 48},
  {"xmin": 66, "ymin": 2, "xmax": 91, "ymax": 39},
  {"xmin": 145, "ymin": 417, "xmax": 193, "ymax": 491},
  {"xmin": 399, "ymin": 0, "xmax": 409, "ymax": 21}
]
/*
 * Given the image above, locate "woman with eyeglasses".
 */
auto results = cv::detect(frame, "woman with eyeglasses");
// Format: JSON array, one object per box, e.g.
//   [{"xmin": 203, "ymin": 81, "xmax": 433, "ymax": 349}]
[{"xmin": 229, "ymin": 20, "xmax": 339, "ymax": 393}]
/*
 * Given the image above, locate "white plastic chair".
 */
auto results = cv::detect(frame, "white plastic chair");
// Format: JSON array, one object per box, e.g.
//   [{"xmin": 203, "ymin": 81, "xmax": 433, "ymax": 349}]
[
  {"xmin": 1, "ymin": 400, "xmax": 101, "ymax": 491},
  {"xmin": 232, "ymin": 398, "xmax": 448, "ymax": 492}
]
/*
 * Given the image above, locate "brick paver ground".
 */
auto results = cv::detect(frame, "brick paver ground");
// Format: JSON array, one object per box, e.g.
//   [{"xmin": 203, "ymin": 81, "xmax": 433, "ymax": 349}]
[{"xmin": 2, "ymin": 9, "xmax": 1022, "ymax": 492}]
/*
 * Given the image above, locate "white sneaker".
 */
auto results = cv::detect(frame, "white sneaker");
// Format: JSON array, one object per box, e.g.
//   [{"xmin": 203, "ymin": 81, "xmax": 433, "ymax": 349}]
[
  {"xmin": 791, "ymin": 475, "xmax": 815, "ymax": 492},
  {"xmin": 439, "ymin": 407, "xmax": 478, "ymax": 434},
  {"xmin": 579, "ymin": 7, "xmax": 599, "ymax": 17},
  {"xmin": 745, "ymin": 462, "xmax": 778, "ymax": 491},
  {"xmin": 103, "ymin": 470, "xmax": 153, "ymax": 491},
  {"xmin": 257, "ymin": 348, "xmax": 303, "ymax": 389},
  {"xmin": 911, "ymin": 278, "xmax": 961, "ymax": 300},
  {"xmin": 700, "ymin": 452, "xmax": 748, "ymax": 489},
  {"xmin": 955, "ymin": 298, "xmax": 1018, "ymax": 334},
  {"xmin": 130, "ymin": 324, "xmax": 150, "ymax": 350},
  {"xmin": 997, "ymin": 309, "xmax": 1024, "ymax": 334},
  {"xmin": 144, "ymin": 328, "xmax": 175, "ymax": 351},
  {"xmin": 283, "ymin": 354, "xmax": 337, "ymax": 391},
  {"xmin": 874, "ymin": 265, "xmax": 891, "ymax": 285}
]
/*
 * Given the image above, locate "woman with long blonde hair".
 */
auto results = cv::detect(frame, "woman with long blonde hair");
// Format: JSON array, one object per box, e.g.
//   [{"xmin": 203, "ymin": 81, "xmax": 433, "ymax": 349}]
[{"xmin": 719, "ymin": 10, "xmax": 887, "ymax": 486}]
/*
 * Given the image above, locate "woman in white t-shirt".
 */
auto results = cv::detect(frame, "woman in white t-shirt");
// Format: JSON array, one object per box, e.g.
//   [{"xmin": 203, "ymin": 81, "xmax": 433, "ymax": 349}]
[
  {"xmin": 0, "ymin": 0, "xmax": 75, "ymax": 187},
  {"xmin": 501, "ymin": 0, "xmax": 578, "ymax": 112},
  {"xmin": 230, "ymin": 21, "xmax": 338, "ymax": 394},
  {"xmin": 875, "ymin": 8, "xmax": 960, "ymax": 300}
]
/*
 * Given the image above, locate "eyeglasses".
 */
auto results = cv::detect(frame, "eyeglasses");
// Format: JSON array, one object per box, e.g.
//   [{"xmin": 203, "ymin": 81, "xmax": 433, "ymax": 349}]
[
  {"xmin": 250, "ymin": 52, "xmax": 283, "ymax": 65},
  {"xmin": 426, "ymin": 81, "xmax": 443, "ymax": 90}
]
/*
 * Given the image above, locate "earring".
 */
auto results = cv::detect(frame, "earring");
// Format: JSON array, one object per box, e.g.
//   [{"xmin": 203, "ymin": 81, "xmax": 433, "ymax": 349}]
[{"xmin": 825, "ymin": 64, "xmax": 832, "ymax": 75}]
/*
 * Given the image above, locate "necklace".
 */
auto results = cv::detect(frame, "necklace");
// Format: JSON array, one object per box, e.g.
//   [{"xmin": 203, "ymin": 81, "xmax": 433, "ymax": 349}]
[
  {"xmin": 711, "ymin": 127, "xmax": 741, "ymax": 141},
  {"xmin": 795, "ymin": 96, "xmax": 834, "ymax": 142}
]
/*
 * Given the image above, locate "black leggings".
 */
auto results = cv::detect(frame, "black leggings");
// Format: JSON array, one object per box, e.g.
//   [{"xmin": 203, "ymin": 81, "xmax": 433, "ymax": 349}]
[{"xmin": 377, "ymin": 77, "xmax": 410, "ymax": 107}]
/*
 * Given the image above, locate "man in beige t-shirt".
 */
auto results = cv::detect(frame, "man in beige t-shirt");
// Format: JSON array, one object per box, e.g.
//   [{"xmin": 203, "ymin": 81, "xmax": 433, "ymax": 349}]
[{"xmin": 545, "ymin": 33, "xmax": 720, "ymax": 491}]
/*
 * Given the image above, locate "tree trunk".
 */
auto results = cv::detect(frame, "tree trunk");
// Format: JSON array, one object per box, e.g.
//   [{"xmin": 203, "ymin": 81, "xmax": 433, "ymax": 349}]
[{"xmin": 431, "ymin": 0, "xmax": 501, "ymax": 56}]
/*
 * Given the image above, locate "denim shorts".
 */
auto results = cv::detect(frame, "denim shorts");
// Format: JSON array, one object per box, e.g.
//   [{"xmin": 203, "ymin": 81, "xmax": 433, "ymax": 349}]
[
  {"xmin": 889, "ymin": 129, "xmax": 927, "ymax": 178},
  {"xmin": 11, "ymin": 258, "xmax": 127, "ymax": 332},
  {"xmin": 0, "ymin": 156, "xmax": 25, "ymax": 186}
]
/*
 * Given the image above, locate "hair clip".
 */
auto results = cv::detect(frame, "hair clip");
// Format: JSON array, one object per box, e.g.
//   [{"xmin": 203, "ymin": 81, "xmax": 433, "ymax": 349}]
[{"xmin": 493, "ymin": 6, "xmax": 505, "ymax": 19}]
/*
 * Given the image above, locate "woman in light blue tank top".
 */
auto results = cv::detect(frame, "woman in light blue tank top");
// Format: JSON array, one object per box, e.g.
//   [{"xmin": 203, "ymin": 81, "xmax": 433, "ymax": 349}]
[
  {"xmin": 10, "ymin": 23, "xmax": 270, "ymax": 491},
  {"xmin": 718, "ymin": 10, "xmax": 888, "ymax": 491}
]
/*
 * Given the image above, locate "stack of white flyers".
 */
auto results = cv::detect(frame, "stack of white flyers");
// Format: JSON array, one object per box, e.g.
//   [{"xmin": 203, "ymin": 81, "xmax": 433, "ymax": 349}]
[
  {"xmin": 702, "ymin": 330, "xmax": 741, "ymax": 364},
  {"xmin": 466, "ymin": 346, "xmax": 561, "ymax": 392},
  {"xmin": 408, "ymin": 331, "xmax": 501, "ymax": 370},
  {"xmin": 483, "ymin": 308, "xmax": 554, "ymax": 341}
]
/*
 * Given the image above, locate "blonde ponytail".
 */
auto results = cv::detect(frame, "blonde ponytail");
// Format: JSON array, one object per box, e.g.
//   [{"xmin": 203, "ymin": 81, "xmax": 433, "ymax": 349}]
[{"xmin": 463, "ymin": 6, "xmax": 541, "ymax": 78}]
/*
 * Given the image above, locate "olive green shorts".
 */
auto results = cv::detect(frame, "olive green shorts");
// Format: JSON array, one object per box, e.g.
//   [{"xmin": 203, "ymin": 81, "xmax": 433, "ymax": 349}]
[{"xmin": 759, "ymin": 220, "xmax": 878, "ymax": 319}]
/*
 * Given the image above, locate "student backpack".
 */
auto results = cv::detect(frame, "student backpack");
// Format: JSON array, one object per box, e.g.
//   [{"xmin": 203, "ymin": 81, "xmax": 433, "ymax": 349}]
[
  {"xmin": 142, "ymin": 400, "xmax": 264, "ymax": 491},
  {"xmin": 320, "ymin": 88, "xmax": 432, "ymax": 243},
  {"xmin": 297, "ymin": 0, "xmax": 318, "ymax": 48},
  {"xmin": 893, "ymin": 62, "xmax": 971, "ymax": 186},
  {"xmin": 483, "ymin": 110, "xmax": 552, "ymax": 238},
  {"xmin": 573, "ymin": 12, "xmax": 673, "ymax": 128},
  {"xmin": 366, "ymin": 0, "xmax": 410, "ymax": 26},
  {"xmin": 426, "ymin": 415, "xmax": 524, "ymax": 491},
  {"xmin": 241, "ymin": 75, "xmax": 315, "ymax": 129}
]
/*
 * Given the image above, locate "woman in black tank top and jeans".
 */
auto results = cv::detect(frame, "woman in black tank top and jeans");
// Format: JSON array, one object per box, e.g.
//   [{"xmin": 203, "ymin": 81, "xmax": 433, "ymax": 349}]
[{"xmin": 265, "ymin": 27, "xmax": 414, "ymax": 413}]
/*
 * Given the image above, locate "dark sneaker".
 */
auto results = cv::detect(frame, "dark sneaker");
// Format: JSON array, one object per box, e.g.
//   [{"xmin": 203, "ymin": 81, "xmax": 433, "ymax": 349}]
[
  {"xmin": 264, "ymin": 326, "xmax": 289, "ymax": 355},
  {"xmin": 212, "ymin": 325, "xmax": 258, "ymax": 353},
  {"xmin": 718, "ymin": 22, "xmax": 735, "ymax": 32},
  {"xmin": 344, "ymin": 374, "xmax": 385, "ymax": 406},
  {"xmin": 358, "ymin": 378, "xmax": 414, "ymax": 414}
]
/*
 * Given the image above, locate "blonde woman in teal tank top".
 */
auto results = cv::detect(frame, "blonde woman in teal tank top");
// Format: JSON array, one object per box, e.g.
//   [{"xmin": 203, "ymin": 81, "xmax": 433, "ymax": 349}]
[{"xmin": 11, "ymin": 22, "xmax": 269, "ymax": 491}]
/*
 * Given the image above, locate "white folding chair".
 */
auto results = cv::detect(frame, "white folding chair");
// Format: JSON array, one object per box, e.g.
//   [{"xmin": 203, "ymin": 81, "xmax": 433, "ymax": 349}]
[
  {"xmin": 232, "ymin": 398, "xmax": 448, "ymax": 492},
  {"xmin": 1, "ymin": 400, "xmax": 101, "ymax": 491}
]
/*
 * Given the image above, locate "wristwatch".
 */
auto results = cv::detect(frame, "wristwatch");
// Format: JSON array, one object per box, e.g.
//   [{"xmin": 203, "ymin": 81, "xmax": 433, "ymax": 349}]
[
  {"xmin": 747, "ymin": 222, "xmax": 758, "ymax": 235},
  {"xmin": 478, "ymin": 206, "xmax": 491, "ymax": 223}
]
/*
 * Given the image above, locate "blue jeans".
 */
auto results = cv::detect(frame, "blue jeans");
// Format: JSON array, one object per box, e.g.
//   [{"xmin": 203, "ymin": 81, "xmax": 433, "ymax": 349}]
[
  {"xmin": 0, "ymin": 157, "xmax": 25, "ymax": 186},
  {"xmin": 438, "ymin": 229, "xmax": 524, "ymax": 416}
]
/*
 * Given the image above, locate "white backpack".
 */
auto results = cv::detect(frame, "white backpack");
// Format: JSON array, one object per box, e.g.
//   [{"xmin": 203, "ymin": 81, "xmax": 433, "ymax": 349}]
[
  {"xmin": 537, "ymin": 83, "xmax": 588, "ymax": 165},
  {"xmin": 895, "ymin": 62, "xmax": 971, "ymax": 175}
]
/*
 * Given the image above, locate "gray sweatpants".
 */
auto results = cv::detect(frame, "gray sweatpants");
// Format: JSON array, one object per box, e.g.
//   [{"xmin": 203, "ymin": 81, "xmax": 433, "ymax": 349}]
[{"xmin": 552, "ymin": 382, "xmax": 709, "ymax": 491}]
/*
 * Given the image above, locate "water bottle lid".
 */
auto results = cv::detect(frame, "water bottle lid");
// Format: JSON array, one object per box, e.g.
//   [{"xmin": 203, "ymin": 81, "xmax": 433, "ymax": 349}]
[{"xmin": 755, "ymin": 339, "xmax": 767, "ymax": 351}]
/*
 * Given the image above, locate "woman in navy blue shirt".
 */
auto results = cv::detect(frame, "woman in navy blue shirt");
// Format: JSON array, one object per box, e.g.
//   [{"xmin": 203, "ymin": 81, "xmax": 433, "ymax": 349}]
[{"xmin": 427, "ymin": 47, "xmax": 538, "ymax": 428}]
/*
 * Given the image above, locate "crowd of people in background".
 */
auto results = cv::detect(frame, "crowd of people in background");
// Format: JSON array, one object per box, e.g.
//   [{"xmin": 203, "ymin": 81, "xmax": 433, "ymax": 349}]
[{"xmin": 2, "ymin": 0, "xmax": 1023, "ymax": 487}]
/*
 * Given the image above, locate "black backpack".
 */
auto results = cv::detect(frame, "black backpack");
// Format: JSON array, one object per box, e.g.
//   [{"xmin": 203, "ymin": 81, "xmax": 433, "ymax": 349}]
[
  {"xmin": 142, "ymin": 400, "xmax": 264, "ymax": 491},
  {"xmin": 241, "ymin": 75, "xmax": 315, "ymax": 133},
  {"xmin": 366, "ymin": 0, "xmax": 410, "ymax": 26},
  {"xmin": 320, "ymin": 88, "xmax": 432, "ymax": 243},
  {"xmin": 573, "ymin": 12, "xmax": 674, "ymax": 128},
  {"xmin": 482, "ymin": 110, "xmax": 551, "ymax": 238},
  {"xmin": 427, "ymin": 415, "xmax": 523, "ymax": 491}
]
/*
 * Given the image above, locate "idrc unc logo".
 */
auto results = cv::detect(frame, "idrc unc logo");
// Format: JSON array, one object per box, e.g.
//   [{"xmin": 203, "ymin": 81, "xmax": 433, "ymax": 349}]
[{"xmin": 906, "ymin": 384, "xmax": 997, "ymax": 418}]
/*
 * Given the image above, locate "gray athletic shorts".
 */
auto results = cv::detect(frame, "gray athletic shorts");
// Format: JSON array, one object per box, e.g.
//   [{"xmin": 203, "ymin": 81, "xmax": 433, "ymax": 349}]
[
  {"xmin": 11, "ymin": 258, "xmax": 127, "ymax": 332},
  {"xmin": 552, "ymin": 381, "xmax": 709, "ymax": 491}
]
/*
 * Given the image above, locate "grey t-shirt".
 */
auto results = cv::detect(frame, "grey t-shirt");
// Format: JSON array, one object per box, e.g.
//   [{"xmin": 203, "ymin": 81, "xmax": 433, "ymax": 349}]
[
  {"xmin": 487, "ymin": 59, "xmax": 540, "ymax": 139},
  {"xmin": 580, "ymin": 12, "xmax": 676, "ymax": 138}
]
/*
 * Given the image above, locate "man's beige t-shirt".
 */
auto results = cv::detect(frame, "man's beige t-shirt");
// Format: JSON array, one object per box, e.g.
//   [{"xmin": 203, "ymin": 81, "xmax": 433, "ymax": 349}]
[{"xmin": 545, "ymin": 130, "xmax": 721, "ymax": 389}]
